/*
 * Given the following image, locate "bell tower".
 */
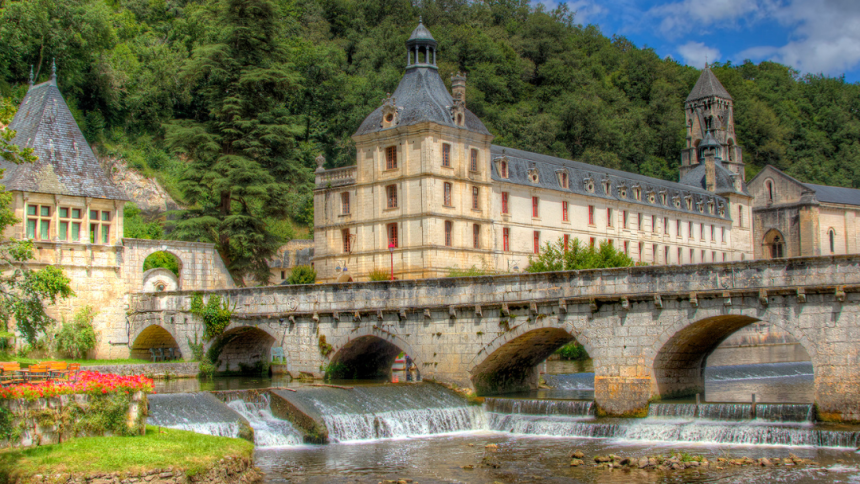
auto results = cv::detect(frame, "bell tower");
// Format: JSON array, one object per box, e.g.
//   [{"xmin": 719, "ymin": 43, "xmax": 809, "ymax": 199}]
[{"xmin": 680, "ymin": 65, "xmax": 744, "ymax": 182}]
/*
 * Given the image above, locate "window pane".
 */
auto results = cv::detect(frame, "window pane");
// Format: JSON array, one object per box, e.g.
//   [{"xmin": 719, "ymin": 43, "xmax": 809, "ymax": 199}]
[
  {"xmin": 72, "ymin": 208, "xmax": 81, "ymax": 219},
  {"xmin": 26, "ymin": 220, "xmax": 36, "ymax": 239},
  {"xmin": 90, "ymin": 210, "xmax": 98, "ymax": 220},
  {"xmin": 71, "ymin": 223, "xmax": 80, "ymax": 241},
  {"xmin": 59, "ymin": 207, "xmax": 68, "ymax": 218},
  {"xmin": 27, "ymin": 206, "xmax": 36, "ymax": 216},
  {"xmin": 39, "ymin": 220, "xmax": 49, "ymax": 240},
  {"xmin": 101, "ymin": 212, "xmax": 110, "ymax": 222},
  {"xmin": 102, "ymin": 225, "xmax": 109, "ymax": 244},
  {"xmin": 90, "ymin": 224, "xmax": 98, "ymax": 243},
  {"xmin": 59, "ymin": 222, "xmax": 68, "ymax": 240},
  {"xmin": 40, "ymin": 206, "xmax": 50, "ymax": 217}
]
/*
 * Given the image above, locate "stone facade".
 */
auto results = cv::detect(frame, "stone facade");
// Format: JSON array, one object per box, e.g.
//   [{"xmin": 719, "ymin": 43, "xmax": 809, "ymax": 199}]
[
  {"xmin": 128, "ymin": 255, "xmax": 860, "ymax": 422},
  {"xmin": 313, "ymin": 24, "xmax": 755, "ymax": 283}
]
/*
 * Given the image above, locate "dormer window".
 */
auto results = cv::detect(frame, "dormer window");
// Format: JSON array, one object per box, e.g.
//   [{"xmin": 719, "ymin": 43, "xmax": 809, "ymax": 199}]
[
  {"xmin": 528, "ymin": 164, "xmax": 539, "ymax": 184},
  {"xmin": 602, "ymin": 179, "xmax": 611, "ymax": 195},
  {"xmin": 470, "ymin": 149, "xmax": 479, "ymax": 172},
  {"xmin": 501, "ymin": 160, "xmax": 508, "ymax": 178},
  {"xmin": 633, "ymin": 185, "xmax": 642, "ymax": 201},
  {"xmin": 583, "ymin": 176, "xmax": 595, "ymax": 193},
  {"xmin": 557, "ymin": 170, "xmax": 569, "ymax": 189},
  {"xmin": 685, "ymin": 196, "xmax": 693, "ymax": 211},
  {"xmin": 619, "ymin": 183, "xmax": 627, "ymax": 199},
  {"xmin": 660, "ymin": 191, "xmax": 667, "ymax": 205},
  {"xmin": 495, "ymin": 156, "xmax": 509, "ymax": 179}
]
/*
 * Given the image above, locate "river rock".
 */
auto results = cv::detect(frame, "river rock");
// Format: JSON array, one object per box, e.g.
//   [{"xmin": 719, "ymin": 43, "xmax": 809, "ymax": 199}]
[
  {"xmin": 485, "ymin": 443, "xmax": 498, "ymax": 451},
  {"xmin": 570, "ymin": 459, "xmax": 584, "ymax": 467},
  {"xmin": 759, "ymin": 458, "xmax": 773, "ymax": 466},
  {"xmin": 570, "ymin": 450, "xmax": 585, "ymax": 459},
  {"xmin": 594, "ymin": 455, "xmax": 610, "ymax": 463},
  {"xmin": 462, "ymin": 465, "xmax": 474, "ymax": 470},
  {"xmin": 638, "ymin": 457, "xmax": 649, "ymax": 468}
]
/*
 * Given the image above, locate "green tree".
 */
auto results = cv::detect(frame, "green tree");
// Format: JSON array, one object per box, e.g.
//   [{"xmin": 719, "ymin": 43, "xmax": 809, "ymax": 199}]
[
  {"xmin": 287, "ymin": 265, "xmax": 316, "ymax": 285},
  {"xmin": 526, "ymin": 237, "xmax": 636, "ymax": 273},
  {"xmin": 143, "ymin": 251, "xmax": 180, "ymax": 277},
  {"xmin": 164, "ymin": 0, "xmax": 308, "ymax": 286},
  {"xmin": 54, "ymin": 306, "xmax": 98, "ymax": 359},
  {"xmin": 123, "ymin": 202, "xmax": 164, "ymax": 240}
]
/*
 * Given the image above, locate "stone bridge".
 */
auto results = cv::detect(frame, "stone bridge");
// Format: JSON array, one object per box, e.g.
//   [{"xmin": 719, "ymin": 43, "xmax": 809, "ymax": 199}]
[{"xmin": 128, "ymin": 256, "xmax": 860, "ymax": 422}]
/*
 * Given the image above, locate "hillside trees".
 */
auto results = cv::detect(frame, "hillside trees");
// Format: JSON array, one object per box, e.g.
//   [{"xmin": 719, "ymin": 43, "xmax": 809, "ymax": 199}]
[{"xmin": 163, "ymin": 0, "xmax": 309, "ymax": 285}]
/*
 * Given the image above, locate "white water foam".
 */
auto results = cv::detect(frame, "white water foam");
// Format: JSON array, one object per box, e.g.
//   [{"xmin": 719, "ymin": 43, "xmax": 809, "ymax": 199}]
[
  {"xmin": 227, "ymin": 397, "xmax": 303, "ymax": 447},
  {"xmin": 323, "ymin": 406, "xmax": 486, "ymax": 442}
]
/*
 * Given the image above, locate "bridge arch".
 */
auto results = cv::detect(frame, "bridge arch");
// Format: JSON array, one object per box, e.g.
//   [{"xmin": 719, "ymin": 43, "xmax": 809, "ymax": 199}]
[
  {"xmin": 209, "ymin": 325, "xmax": 278, "ymax": 373},
  {"xmin": 130, "ymin": 324, "xmax": 181, "ymax": 361},
  {"xmin": 647, "ymin": 303, "xmax": 815, "ymax": 400},
  {"xmin": 325, "ymin": 328, "xmax": 420, "ymax": 380},
  {"xmin": 468, "ymin": 316, "xmax": 593, "ymax": 395}
]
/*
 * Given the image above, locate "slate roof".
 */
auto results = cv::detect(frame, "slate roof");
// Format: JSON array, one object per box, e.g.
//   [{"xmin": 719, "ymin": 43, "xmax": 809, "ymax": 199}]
[
  {"xmin": 491, "ymin": 145, "xmax": 731, "ymax": 221},
  {"xmin": 408, "ymin": 20, "xmax": 436, "ymax": 43},
  {"xmin": 686, "ymin": 67, "xmax": 733, "ymax": 102},
  {"xmin": 803, "ymin": 183, "xmax": 860, "ymax": 206},
  {"xmin": 679, "ymin": 161, "xmax": 749, "ymax": 196},
  {"xmin": 2, "ymin": 80, "xmax": 128, "ymax": 200},
  {"xmin": 354, "ymin": 67, "xmax": 491, "ymax": 137}
]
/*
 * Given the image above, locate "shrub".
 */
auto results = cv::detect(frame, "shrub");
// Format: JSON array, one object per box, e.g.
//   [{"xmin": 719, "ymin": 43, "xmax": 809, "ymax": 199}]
[
  {"xmin": 143, "ymin": 251, "xmax": 180, "ymax": 276},
  {"xmin": 286, "ymin": 265, "xmax": 316, "ymax": 285},
  {"xmin": 54, "ymin": 307, "xmax": 98, "ymax": 359},
  {"xmin": 555, "ymin": 342, "xmax": 589, "ymax": 361},
  {"xmin": 189, "ymin": 294, "xmax": 234, "ymax": 340},
  {"xmin": 445, "ymin": 266, "xmax": 494, "ymax": 277},
  {"xmin": 367, "ymin": 269, "xmax": 391, "ymax": 281}
]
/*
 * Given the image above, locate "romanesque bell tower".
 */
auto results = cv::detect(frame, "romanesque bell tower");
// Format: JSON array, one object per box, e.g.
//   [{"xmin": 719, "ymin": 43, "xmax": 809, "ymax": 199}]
[{"xmin": 680, "ymin": 66, "xmax": 744, "ymax": 182}]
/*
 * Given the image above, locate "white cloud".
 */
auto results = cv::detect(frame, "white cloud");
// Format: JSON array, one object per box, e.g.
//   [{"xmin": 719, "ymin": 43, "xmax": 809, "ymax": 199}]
[
  {"xmin": 677, "ymin": 41, "xmax": 721, "ymax": 67},
  {"xmin": 648, "ymin": 0, "xmax": 774, "ymax": 38}
]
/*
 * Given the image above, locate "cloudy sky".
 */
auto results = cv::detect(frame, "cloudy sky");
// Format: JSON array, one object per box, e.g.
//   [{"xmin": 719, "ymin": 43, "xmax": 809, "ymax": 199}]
[{"xmin": 553, "ymin": 0, "xmax": 860, "ymax": 82}]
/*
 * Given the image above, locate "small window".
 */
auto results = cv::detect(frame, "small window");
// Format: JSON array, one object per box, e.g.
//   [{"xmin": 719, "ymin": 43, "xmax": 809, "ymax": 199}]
[
  {"xmin": 501, "ymin": 192, "xmax": 509, "ymax": 214},
  {"xmin": 710, "ymin": 225, "xmax": 715, "ymax": 241},
  {"xmin": 443, "ymin": 183, "xmax": 452, "ymax": 207},
  {"xmin": 560, "ymin": 172, "xmax": 569, "ymax": 189},
  {"xmin": 473, "ymin": 224, "xmax": 481, "ymax": 249},
  {"xmin": 58, "ymin": 206, "xmax": 83, "ymax": 242},
  {"xmin": 472, "ymin": 186, "xmax": 480, "ymax": 210},
  {"xmin": 445, "ymin": 221, "xmax": 453, "ymax": 247},
  {"xmin": 386, "ymin": 185, "xmax": 398, "ymax": 208},
  {"xmin": 739, "ymin": 206, "xmax": 744, "ymax": 228},
  {"xmin": 664, "ymin": 246, "xmax": 669, "ymax": 263},
  {"xmin": 634, "ymin": 187, "xmax": 641, "ymax": 201},
  {"xmin": 829, "ymin": 229, "xmax": 836, "ymax": 253},
  {"xmin": 676, "ymin": 219, "xmax": 681, "ymax": 237},
  {"xmin": 442, "ymin": 143, "xmax": 451, "ymax": 167},
  {"xmin": 386, "ymin": 146, "xmax": 397, "ymax": 170},
  {"xmin": 607, "ymin": 208, "xmax": 613, "ymax": 227},
  {"xmin": 690, "ymin": 248, "xmax": 695, "ymax": 262},
  {"xmin": 712, "ymin": 251, "xmax": 716, "ymax": 262},
  {"xmin": 503, "ymin": 228, "xmax": 510, "ymax": 252},
  {"xmin": 562, "ymin": 201, "xmax": 569, "ymax": 222},
  {"xmin": 701, "ymin": 223, "xmax": 705, "ymax": 240},
  {"xmin": 701, "ymin": 249, "xmax": 706, "ymax": 262},
  {"xmin": 281, "ymin": 271, "xmax": 286, "ymax": 279},
  {"xmin": 652, "ymin": 245, "xmax": 657, "ymax": 263},
  {"xmin": 500, "ymin": 159, "xmax": 508, "ymax": 178},
  {"xmin": 652, "ymin": 215, "xmax": 657, "ymax": 233},
  {"xmin": 638, "ymin": 242, "xmax": 643, "ymax": 261},
  {"xmin": 677, "ymin": 247, "xmax": 682, "ymax": 263},
  {"xmin": 623, "ymin": 210, "xmax": 628, "ymax": 229},
  {"xmin": 563, "ymin": 234, "xmax": 570, "ymax": 251},
  {"xmin": 637, "ymin": 213, "xmax": 642, "ymax": 231},
  {"xmin": 387, "ymin": 223, "xmax": 398, "ymax": 248},
  {"xmin": 341, "ymin": 192, "xmax": 350, "ymax": 215},
  {"xmin": 342, "ymin": 228, "xmax": 351, "ymax": 253},
  {"xmin": 590, "ymin": 237, "xmax": 596, "ymax": 248},
  {"xmin": 532, "ymin": 197, "xmax": 539, "ymax": 217},
  {"xmin": 623, "ymin": 241, "xmax": 629, "ymax": 254},
  {"xmin": 533, "ymin": 231, "xmax": 540, "ymax": 254},
  {"xmin": 766, "ymin": 180, "xmax": 774, "ymax": 202},
  {"xmin": 689, "ymin": 221, "xmax": 694, "ymax": 239},
  {"xmin": 588, "ymin": 205, "xmax": 595, "ymax": 225},
  {"xmin": 722, "ymin": 227, "xmax": 726, "ymax": 243},
  {"xmin": 663, "ymin": 217, "xmax": 668, "ymax": 234},
  {"xmin": 723, "ymin": 253, "xmax": 727, "ymax": 262},
  {"xmin": 470, "ymin": 149, "xmax": 479, "ymax": 172}
]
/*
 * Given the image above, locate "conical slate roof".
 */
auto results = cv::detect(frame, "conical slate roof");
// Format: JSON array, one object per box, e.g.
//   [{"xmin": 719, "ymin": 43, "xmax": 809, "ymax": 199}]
[
  {"xmin": 686, "ymin": 67, "xmax": 732, "ymax": 102},
  {"xmin": 354, "ymin": 67, "xmax": 490, "ymax": 137},
  {"xmin": 2, "ymin": 80, "xmax": 128, "ymax": 200}
]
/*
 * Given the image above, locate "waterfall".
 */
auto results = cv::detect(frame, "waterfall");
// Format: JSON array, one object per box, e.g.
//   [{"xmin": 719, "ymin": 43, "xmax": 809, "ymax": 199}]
[
  {"xmin": 277, "ymin": 384, "xmax": 486, "ymax": 442},
  {"xmin": 648, "ymin": 403, "xmax": 815, "ymax": 422},
  {"xmin": 484, "ymin": 398, "xmax": 593, "ymax": 417},
  {"xmin": 226, "ymin": 394, "xmax": 303, "ymax": 447},
  {"xmin": 148, "ymin": 392, "xmax": 245, "ymax": 439}
]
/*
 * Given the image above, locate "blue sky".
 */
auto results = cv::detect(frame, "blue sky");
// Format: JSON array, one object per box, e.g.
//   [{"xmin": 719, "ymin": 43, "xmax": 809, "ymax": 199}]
[{"xmin": 544, "ymin": 0, "xmax": 860, "ymax": 83}]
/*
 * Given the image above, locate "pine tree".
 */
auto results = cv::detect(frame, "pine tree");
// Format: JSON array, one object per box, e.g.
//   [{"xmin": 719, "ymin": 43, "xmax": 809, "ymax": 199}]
[{"xmin": 164, "ymin": 0, "xmax": 308, "ymax": 285}]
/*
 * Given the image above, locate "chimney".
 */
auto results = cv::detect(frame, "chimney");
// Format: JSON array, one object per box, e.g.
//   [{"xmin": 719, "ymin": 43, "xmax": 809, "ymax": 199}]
[
  {"xmin": 705, "ymin": 152, "xmax": 716, "ymax": 192},
  {"xmin": 451, "ymin": 72, "xmax": 466, "ymax": 107}
]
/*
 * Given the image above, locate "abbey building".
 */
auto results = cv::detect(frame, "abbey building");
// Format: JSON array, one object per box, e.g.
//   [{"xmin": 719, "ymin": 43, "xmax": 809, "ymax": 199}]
[{"xmin": 313, "ymin": 21, "xmax": 754, "ymax": 282}]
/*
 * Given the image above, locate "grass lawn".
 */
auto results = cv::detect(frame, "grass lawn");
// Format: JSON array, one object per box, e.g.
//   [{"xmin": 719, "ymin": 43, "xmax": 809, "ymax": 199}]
[{"xmin": 0, "ymin": 426, "xmax": 253, "ymax": 480}]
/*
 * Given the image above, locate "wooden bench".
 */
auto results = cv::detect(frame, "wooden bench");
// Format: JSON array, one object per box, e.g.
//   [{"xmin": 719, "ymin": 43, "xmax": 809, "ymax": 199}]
[
  {"xmin": 25, "ymin": 364, "xmax": 52, "ymax": 384},
  {"xmin": 0, "ymin": 362, "xmax": 23, "ymax": 386}
]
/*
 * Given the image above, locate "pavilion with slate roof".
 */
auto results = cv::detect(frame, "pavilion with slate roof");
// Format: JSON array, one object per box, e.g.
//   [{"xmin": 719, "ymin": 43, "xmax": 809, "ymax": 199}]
[
  {"xmin": 312, "ymin": 21, "xmax": 754, "ymax": 282},
  {"xmin": 749, "ymin": 165, "xmax": 860, "ymax": 258},
  {"xmin": 2, "ymin": 64, "xmax": 128, "ymax": 246}
]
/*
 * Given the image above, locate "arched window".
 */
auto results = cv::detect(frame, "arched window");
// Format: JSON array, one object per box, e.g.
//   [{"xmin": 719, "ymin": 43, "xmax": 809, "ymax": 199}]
[
  {"xmin": 829, "ymin": 229, "xmax": 836, "ymax": 254},
  {"xmin": 763, "ymin": 229, "xmax": 785, "ymax": 259},
  {"xmin": 766, "ymin": 180, "xmax": 774, "ymax": 202}
]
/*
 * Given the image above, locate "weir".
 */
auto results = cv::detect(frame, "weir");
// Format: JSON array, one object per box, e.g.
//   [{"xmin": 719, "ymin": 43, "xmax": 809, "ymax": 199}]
[{"xmin": 147, "ymin": 393, "xmax": 253, "ymax": 442}]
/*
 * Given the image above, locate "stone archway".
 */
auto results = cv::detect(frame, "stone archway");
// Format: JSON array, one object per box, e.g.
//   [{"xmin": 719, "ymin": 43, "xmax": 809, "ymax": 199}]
[
  {"xmin": 762, "ymin": 229, "xmax": 785, "ymax": 259},
  {"xmin": 325, "ymin": 328, "xmax": 420, "ymax": 380},
  {"xmin": 467, "ymin": 317, "xmax": 593, "ymax": 395},
  {"xmin": 130, "ymin": 324, "xmax": 182, "ymax": 361},
  {"xmin": 209, "ymin": 326, "xmax": 277, "ymax": 373}
]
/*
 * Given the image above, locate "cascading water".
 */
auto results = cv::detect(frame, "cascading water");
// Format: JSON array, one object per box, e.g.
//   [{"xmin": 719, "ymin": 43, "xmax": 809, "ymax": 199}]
[
  {"xmin": 542, "ymin": 372, "xmax": 594, "ymax": 390},
  {"xmin": 275, "ymin": 384, "xmax": 485, "ymax": 442},
  {"xmin": 148, "ymin": 392, "xmax": 245, "ymax": 438},
  {"xmin": 649, "ymin": 403, "xmax": 815, "ymax": 422},
  {"xmin": 226, "ymin": 394, "xmax": 303, "ymax": 447},
  {"xmin": 484, "ymin": 398, "xmax": 593, "ymax": 417}
]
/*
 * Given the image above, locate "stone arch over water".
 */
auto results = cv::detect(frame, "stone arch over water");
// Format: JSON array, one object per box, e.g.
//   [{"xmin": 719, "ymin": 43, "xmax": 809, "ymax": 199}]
[
  {"xmin": 326, "ymin": 328, "xmax": 420, "ymax": 380},
  {"xmin": 130, "ymin": 324, "xmax": 181, "ymax": 361},
  {"xmin": 210, "ymin": 326, "xmax": 277, "ymax": 373},
  {"xmin": 468, "ymin": 317, "xmax": 593, "ymax": 395}
]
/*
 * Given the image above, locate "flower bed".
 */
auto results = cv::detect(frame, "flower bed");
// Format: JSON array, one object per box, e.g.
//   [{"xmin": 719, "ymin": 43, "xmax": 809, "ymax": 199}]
[
  {"xmin": 0, "ymin": 371, "xmax": 154, "ymax": 400},
  {"xmin": 0, "ymin": 372, "xmax": 154, "ymax": 448}
]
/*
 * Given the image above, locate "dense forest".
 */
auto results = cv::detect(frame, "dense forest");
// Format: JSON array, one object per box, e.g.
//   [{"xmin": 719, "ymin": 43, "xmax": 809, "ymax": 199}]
[{"xmin": 1, "ymin": 0, "xmax": 859, "ymax": 280}]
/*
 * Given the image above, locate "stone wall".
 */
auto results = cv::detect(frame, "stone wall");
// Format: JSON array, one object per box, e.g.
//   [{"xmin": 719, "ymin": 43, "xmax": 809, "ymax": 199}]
[
  {"xmin": 83, "ymin": 362, "xmax": 199, "ymax": 379},
  {"xmin": 128, "ymin": 255, "xmax": 860, "ymax": 422}
]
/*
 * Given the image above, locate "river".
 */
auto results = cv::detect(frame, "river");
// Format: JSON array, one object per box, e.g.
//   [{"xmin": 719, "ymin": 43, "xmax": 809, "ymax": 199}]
[{"xmin": 149, "ymin": 360, "xmax": 860, "ymax": 483}]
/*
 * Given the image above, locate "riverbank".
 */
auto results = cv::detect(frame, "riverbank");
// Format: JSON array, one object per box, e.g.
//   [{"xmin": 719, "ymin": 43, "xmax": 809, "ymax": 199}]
[{"xmin": 0, "ymin": 426, "xmax": 260, "ymax": 484}]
